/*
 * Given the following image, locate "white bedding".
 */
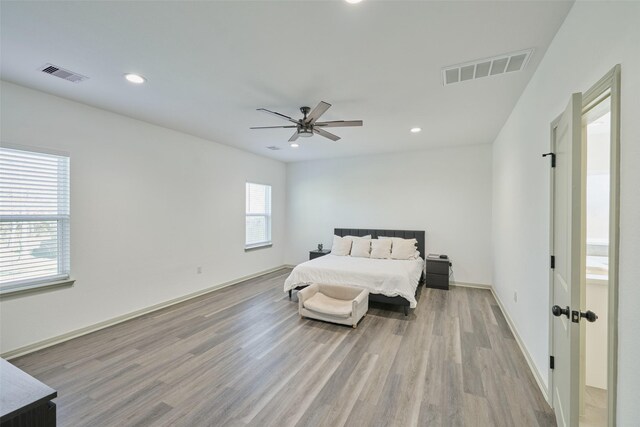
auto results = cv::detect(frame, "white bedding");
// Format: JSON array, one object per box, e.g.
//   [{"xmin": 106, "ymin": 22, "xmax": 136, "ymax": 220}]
[{"xmin": 284, "ymin": 254, "xmax": 424, "ymax": 308}]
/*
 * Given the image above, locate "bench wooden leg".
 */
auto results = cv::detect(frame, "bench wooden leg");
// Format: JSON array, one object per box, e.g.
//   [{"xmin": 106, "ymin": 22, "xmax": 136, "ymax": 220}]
[
  {"xmin": 403, "ymin": 306, "xmax": 409, "ymax": 316},
  {"xmin": 289, "ymin": 290, "xmax": 292, "ymax": 300}
]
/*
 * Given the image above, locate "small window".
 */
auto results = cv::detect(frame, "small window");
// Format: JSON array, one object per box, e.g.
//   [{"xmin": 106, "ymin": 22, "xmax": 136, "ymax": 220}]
[
  {"xmin": 0, "ymin": 146, "xmax": 71, "ymax": 293},
  {"xmin": 245, "ymin": 182, "xmax": 271, "ymax": 249}
]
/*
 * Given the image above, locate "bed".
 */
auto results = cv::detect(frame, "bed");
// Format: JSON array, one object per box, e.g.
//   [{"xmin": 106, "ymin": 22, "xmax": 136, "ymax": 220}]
[{"xmin": 284, "ymin": 228, "xmax": 425, "ymax": 315}]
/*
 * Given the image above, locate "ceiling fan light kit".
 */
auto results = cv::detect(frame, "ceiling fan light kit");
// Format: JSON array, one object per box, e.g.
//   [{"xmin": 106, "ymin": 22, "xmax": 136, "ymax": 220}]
[{"xmin": 251, "ymin": 101, "xmax": 363, "ymax": 148}]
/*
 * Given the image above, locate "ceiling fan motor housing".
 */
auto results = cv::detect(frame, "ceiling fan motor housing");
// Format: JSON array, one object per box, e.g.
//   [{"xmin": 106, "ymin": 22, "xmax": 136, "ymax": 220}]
[{"xmin": 297, "ymin": 126, "xmax": 314, "ymax": 137}]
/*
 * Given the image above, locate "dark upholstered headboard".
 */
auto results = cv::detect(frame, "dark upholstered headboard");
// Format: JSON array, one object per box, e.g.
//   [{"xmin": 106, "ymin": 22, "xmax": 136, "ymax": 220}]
[{"xmin": 334, "ymin": 228, "xmax": 426, "ymax": 259}]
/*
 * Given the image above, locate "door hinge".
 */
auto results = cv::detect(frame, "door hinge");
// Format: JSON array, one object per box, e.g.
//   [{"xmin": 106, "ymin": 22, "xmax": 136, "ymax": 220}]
[
  {"xmin": 542, "ymin": 152, "xmax": 556, "ymax": 167},
  {"xmin": 550, "ymin": 356, "xmax": 555, "ymax": 370},
  {"xmin": 550, "ymin": 255, "xmax": 555, "ymax": 269}
]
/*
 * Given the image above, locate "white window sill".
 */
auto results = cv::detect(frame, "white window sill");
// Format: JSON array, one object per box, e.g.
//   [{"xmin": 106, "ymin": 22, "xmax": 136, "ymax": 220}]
[
  {"xmin": 0, "ymin": 278, "xmax": 76, "ymax": 298},
  {"xmin": 245, "ymin": 243, "xmax": 273, "ymax": 252}
]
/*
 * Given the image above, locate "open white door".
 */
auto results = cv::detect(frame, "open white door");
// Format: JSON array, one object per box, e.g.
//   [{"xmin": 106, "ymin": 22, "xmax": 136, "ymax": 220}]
[{"xmin": 550, "ymin": 92, "xmax": 583, "ymax": 427}]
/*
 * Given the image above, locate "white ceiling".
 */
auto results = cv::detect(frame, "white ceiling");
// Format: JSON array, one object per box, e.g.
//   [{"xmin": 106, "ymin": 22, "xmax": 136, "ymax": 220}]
[{"xmin": 0, "ymin": 1, "xmax": 573, "ymax": 162}]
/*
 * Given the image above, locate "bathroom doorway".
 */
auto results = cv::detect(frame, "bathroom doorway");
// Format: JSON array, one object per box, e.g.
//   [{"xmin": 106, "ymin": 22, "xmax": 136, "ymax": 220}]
[{"xmin": 580, "ymin": 95, "xmax": 610, "ymax": 427}]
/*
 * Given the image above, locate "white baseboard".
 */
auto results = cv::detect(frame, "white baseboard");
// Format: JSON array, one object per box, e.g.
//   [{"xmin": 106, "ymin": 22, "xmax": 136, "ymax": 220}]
[
  {"xmin": 489, "ymin": 287, "xmax": 550, "ymax": 403},
  {"xmin": 450, "ymin": 281, "xmax": 492, "ymax": 290},
  {"xmin": 450, "ymin": 281, "xmax": 549, "ymax": 403},
  {"xmin": 1, "ymin": 265, "xmax": 290, "ymax": 360}
]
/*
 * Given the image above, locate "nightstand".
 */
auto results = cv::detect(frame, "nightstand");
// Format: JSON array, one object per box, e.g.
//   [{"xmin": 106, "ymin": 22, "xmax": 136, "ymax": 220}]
[
  {"xmin": 425, "ymin": 256, "xmax": 450, "ymax": 290},
  {"xmin": 309, "ymin": 249, "xmax": 331, "ymax": 260}
]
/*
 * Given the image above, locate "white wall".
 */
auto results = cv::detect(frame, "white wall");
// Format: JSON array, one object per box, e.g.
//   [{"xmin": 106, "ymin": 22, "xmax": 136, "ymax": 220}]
[
  {"xmin": 285, "ymin": 144, "xmax": 493, "ymax": 286},
  {"xmin": 491, "ymin": 1, "xmax": 640, "ymax": 422},
  {"xmin": 0, "ymin": 81, "xmax": 286, "ymax": 354}
]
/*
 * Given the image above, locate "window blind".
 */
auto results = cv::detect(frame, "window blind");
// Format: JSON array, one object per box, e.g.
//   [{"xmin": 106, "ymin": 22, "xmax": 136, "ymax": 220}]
[
  {"xmin": 245, "ymin": 182, "xmax": 271, "ymax": 248},
  {"xmin": 0, "ymin": 146, "xmax": 70, "ymax": 291}
]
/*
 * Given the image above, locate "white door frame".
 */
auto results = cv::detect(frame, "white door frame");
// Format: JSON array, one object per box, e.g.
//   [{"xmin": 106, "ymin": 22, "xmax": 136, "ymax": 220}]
[{"xmin": 547, "ymin": 64, "xmax": 621, "ymax": 426}]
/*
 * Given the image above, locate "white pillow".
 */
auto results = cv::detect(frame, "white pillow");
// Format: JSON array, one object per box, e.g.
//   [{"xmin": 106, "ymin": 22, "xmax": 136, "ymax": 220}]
[
  {"xmin": 378, "ymin": 236, "xmax": 417, "ymax": 244},
  {"xmin": 391, "ymin": 239, "xmax": 419, "ymax": 260},
  {"xmin": 378, "ymin": 236, "xmax": 419, "ymax": 260},
  {"xmin": 370, "ymin": 238, "xmax": 392, "ymax": 259},
  {"xmin": 331, "ymin": 235, "xmax": 352, "ymax": 256},
  {"xmin": 350, "ymin": 239, "xmax": 371, "ymax": 258},
  {"xmin": 344, "ymin": 235, "xmax": 371, "ymax": 241}
]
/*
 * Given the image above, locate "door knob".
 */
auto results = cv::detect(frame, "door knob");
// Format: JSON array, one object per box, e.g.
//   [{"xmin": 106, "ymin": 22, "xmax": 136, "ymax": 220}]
[
  {"xmin": 570, "ymin": 309, "xmax": 599, "ymax": 323},
  {"xmin": 552, "ymin": 305, "xmax": 570, "ymax": 319},
  {"xmin": 580, "ymin": 310, "xmax": 598, "ymax": 323}
]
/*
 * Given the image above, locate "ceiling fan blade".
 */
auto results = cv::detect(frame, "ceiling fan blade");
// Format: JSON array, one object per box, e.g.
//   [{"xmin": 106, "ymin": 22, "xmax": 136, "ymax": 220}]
[
  {"xmin": 289, "ymin": 131, "xmax": 300, "ymax": 142},
  {"xmin": 314, "ymin": 120, "xmax": 363, "ymax": 128},
  {"xmin": 314, "ymin": 127, "xmax": 341, "ymax": 142},
  {"xmin": 250, "ymin": 125, "xmax": 298, "ymax": 129},
  {"xmin": 305, "ymin": 101, "xmax": 331, "ymax": 124},
  {"xmin": 257, "ymin": 108, "xmax": 299, "ymax": 124}
]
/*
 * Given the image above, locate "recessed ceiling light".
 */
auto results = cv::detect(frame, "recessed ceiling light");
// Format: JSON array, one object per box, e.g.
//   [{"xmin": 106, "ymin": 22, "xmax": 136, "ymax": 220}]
[
  {"xmin": 124, "ymin": 73, "xmax": 146, "ymax": 84},
  {"xmin": 345, "ymin": 0, "xmax": 363, "ymax": 3},
  {"xmin": 290, "ymin": 143, "xmax": 300, "ymax": 148},
  {"xmin": 410, "ymin": 127, "xmax": 422, "ymax": 133}
]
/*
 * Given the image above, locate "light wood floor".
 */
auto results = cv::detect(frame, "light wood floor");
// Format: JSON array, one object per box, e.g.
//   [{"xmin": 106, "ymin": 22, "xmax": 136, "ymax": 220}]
[{"xmin": 12, "ymin": 269, "xmax": 556, "ymax": 427}]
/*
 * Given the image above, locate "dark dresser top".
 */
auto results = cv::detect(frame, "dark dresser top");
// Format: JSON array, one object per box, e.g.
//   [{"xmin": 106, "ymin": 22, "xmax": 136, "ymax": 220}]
[{"xmin": 0, "ymin": 358, "xmax": 57, "ymax": 421}]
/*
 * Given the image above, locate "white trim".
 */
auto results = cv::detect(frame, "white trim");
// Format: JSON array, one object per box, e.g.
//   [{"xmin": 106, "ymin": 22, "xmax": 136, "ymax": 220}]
[
  {"xmin": 579, "ymin": 64, "xmax": 621, "ymax": 427},
  {"xmin": 1, "ymin": 265, "xmax": 290, "ymax": 360},
  {"xmin": 449, "ymin": 281, "xmax": 550, "ymax": 402},
  {"xmin": 0, "ymin": 141, "xmax": 70, "ymax": 158},
  {"xmin": 244, "ymin": 242, "xmax": 273, "ymax": 251},
  {"xmin": 0, "ymin": 278, "xmax": 74, "ymax": 297},
  {"xmin": 491, "ymin": 287, "xmax": 550, "ymax": 403},
  {"xmin": 450, "ymin": 281, "xmax": 492, "ymax": 290}
]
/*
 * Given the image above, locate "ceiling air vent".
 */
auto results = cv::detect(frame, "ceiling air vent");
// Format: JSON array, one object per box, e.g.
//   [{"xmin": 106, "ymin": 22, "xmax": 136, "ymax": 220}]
[
  {"xmin": 266, "ymin": 146, "xmax": 281, "ymax": 151},
  {"xmin": 442, "ymin": 49, "xmax": 533, "ymax": 86},
  {"xmin": 39, "ymin": 63, "xmax": 89, "ymax": 83}
]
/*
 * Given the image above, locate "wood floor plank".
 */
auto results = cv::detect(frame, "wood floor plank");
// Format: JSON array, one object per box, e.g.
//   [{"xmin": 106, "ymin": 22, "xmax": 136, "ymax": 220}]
[{"xmin": 10, "ymin": 269, "xmax": 556, "ymax": 426}]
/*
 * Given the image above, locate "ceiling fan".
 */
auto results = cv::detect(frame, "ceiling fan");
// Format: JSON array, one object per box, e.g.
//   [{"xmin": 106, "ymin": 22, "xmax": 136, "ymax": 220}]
[{"xmin": 250, "ymin": 101, "xmax": 363, "ymax": 145}]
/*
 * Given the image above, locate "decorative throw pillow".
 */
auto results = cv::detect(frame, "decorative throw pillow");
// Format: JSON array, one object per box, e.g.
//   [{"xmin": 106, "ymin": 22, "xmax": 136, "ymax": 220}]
[
  {"xmin": 390, "ymin": 239, "xmax": 419, "ymax": 260},
  {"xmin": 370, "ymin": 238, "xmax": 392, "ymax": 259},
  {"xmin": 350, "ymin": 239, "xmax": 371, "ymax": 258},
  {"xmin": 378, "ymin": 236, "xmax": 419, "ymax": 260},
  {"xmin": 331, "ymin": 235, "xmax": 352, "ymax": 256},
  {"xmin": 344, "ymin": 235, "xmax": 371, "ymax": 241}
]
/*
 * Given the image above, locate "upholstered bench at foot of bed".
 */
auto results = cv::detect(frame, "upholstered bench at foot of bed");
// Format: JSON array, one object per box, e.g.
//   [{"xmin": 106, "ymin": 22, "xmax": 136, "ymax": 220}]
[{"xmin": 298, "ymin": 283, "xmax": 368, "ymax": 328}]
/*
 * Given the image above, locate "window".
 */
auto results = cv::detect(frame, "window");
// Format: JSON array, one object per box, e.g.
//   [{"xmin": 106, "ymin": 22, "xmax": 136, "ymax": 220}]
[
  {"xmin": 245, "ymin": 182, "xmax": 271, "ymax": 249},
  {"xmin": 0, "ymin": 146, "xmax": 71, "ymax": 293}
]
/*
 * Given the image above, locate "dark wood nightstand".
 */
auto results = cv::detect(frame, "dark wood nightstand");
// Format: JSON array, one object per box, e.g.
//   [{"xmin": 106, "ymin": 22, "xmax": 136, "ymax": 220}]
[
  {"xmin": 425, "ymin": 256, "xmax": 451, "ymax": 290},
  {"xmin": 309, "ymin": 249, "xmax": 331, "ymax": 260}
]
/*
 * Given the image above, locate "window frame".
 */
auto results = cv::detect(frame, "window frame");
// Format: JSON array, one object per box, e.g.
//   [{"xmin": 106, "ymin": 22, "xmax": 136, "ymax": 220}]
[
  {"xmin": 0, "ymin": 144, "xmax": 74, "ymax": 296},
  {"xmin": 244, "ymin": 182, "xmax": 272, "ymax": 251}
]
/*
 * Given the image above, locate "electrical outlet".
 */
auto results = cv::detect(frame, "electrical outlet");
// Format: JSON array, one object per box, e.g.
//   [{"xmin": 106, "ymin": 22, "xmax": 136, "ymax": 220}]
[
  {"xmin": 514, "ymin": 291, "xmax": 518, "ymax": 302},
  {"xmin": 197, "ymin": 266, "xmax": 202, "ymax": 274}
]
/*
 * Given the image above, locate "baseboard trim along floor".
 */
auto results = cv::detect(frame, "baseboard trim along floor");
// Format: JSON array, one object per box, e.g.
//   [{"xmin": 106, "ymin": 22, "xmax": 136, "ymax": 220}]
[
  {"xmin": 490, "ymin": 287, "xmax": 550, "ymax": 404},
  {"xmin": 1, "ymin": 265, "xmax": 291, "ymax": 360},
  {"xmin": 452, "ymin": 280, "xmax": 550, "ymax": 404},
  {"xmin": 450, "ymin": 281, "xmax": 493, "ymax": 290}
]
